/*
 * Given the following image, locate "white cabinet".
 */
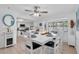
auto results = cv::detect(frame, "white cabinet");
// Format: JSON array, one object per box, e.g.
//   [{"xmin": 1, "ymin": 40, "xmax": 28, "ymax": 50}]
[
  {"xmin": 68, "ymin": 28, "xmax": 76, "ymax": 46},
  {"xmin": 4, "ymin": 32, "xmax": 14, "ymax": 47},
  {"xmin": 0, "ymin": 32, "xmax": 14, "ymax": 48}
]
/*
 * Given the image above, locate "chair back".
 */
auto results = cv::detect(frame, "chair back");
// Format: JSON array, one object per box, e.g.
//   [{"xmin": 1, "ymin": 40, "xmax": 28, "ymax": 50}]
[
  {"xmin": 24, "ymin": 32, "xmax": 33, "ymax": 50},
  {"xmin": 54, "ymin": 38, "xmax": 60, "ymax": 53}
]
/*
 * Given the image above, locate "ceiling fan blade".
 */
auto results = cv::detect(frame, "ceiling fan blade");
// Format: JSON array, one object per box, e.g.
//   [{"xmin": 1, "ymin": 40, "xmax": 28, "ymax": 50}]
[
  {"xmin": 25, "ymin": 9, "xmax": 32, "ymax": 12},
  {"xmin": 29, "ymin": 13, "xmax": 34, "ymax": 16},
  {"xmin": 40, "ymin": 11, "xmax": 48, "ymax": 13}
]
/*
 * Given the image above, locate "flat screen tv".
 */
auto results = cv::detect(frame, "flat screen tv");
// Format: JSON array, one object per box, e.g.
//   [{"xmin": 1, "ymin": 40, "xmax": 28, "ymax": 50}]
[{"xmin": 20, "ymin": 24, "xmax": 25, "ymax": 27}]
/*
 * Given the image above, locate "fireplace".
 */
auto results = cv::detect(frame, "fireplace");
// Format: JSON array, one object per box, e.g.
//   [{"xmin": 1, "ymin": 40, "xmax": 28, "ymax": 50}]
[{"xmin": 7, "ymin": 38, "xmax": 13, "ymax": 45}]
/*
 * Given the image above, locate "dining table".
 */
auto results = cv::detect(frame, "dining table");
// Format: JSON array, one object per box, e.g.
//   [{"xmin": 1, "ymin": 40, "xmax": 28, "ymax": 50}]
[
  {"xmin": 31, "ymin": 32, "xmax": 61, "ymax": 45},
  {"xmin": 23, "ymin": 31, "xmax": 61, "ymax": 45},
  {"xmin": 23, "ymin": 31, "xmax": 62, "ymax": 54},
  {"xmin": 31, "ymin": 34, "xmax": 52, "ymax": 45}
]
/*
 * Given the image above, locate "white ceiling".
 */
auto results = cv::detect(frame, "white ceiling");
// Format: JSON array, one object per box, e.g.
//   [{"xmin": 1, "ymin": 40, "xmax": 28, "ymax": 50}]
[{"xmin": 0, "ymin": 4, "xmax": 78, "ymax": 21}]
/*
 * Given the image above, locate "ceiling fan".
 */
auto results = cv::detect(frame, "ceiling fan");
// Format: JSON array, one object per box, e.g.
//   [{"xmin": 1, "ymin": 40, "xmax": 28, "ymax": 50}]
[{"xmin": 25, "ymin": 6, "xmax": 48, "ymax": 16}]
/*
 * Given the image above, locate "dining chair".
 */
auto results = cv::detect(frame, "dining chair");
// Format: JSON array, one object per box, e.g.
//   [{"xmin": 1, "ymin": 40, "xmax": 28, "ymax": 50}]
[
  {"xmin": 43, "ymin": 38, "xmax": 60, "ymax": 54},
  {"xmin": 57, "ymin": 30, "xmax": 63, "ymax": 53},
  {"xmin": 54, "ymin": 38, "xmax": 61, "ymax": 54},
  {"xmin": 25, "ymin": 34, "xmax": 43, "ymax": 54}
]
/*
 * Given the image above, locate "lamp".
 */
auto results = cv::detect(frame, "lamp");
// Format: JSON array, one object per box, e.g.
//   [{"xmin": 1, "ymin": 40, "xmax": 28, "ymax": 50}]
[{"xmin": 33, "ymin": 13, "xmax": 41, "ymax": 16}]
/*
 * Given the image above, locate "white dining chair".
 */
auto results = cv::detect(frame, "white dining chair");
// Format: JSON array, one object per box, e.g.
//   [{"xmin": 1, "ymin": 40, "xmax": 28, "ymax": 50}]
[
  {"xmin": 25, "ymin": 34, "xmax": 43, "ymax": 54},
  {"xmin": 57, "ymin": 30, "xmax": 63, "ymax": 53},
  {"xmin": 54, "ymin": 38, "xmax": 61, "ymax": 54},
  {"xmin": 43, "ymin": 38, "xmax": 60, "ymax": 54}
]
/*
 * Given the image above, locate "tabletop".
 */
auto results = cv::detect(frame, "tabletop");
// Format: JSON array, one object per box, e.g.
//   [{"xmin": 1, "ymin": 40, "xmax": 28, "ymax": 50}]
[{"xmin": 32, "ymin": 34, "xmax": 52, "ymax": 45}]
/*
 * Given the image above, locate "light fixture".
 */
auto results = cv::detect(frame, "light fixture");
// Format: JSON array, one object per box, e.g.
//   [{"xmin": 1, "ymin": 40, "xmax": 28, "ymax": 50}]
[
  {"xmin": 33, "ymin": 13, "xmax": 40, "ymax": 16},
  {"xmin": 25, "ymin": 6, "xmax": 48, "ymax": 17}
]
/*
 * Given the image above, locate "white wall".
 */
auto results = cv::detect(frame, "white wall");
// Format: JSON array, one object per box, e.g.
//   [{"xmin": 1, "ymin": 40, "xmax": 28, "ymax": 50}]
[
  {"xmin": 76, "ymin": 31, "xmax": 79, "ymax": 53},
  {"xmin": 76, "ymin": 8, "xmax": 79, "ymax": 53},
  {"xmin": 34, "ymin": 20, "xmax": 46, "ymax": 32}
]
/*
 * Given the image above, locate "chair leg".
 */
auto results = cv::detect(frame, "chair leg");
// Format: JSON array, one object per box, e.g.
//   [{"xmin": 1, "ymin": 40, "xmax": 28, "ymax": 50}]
[{"xmin": 41, "ymin": 47, "xmax": 43, "ymax": 54}]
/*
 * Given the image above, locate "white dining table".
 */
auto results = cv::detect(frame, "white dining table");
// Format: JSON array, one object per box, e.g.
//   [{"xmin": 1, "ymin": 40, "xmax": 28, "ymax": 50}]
[
  {"xmin": 23, "ymin": 31, "xmax": 60, "ymax": 45},
  {"xmin": 23, "ymin": 32, "xmax": 62, "ymax": 54},
  {"xmin": 31, "ymin": 34, "xmax": 52, "ymax": 45}
]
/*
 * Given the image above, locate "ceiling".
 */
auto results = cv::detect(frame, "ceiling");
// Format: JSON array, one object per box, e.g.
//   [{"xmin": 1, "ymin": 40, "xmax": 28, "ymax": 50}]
[{"xmin": 0, "ymin": 4, "xmax": 78, "ymax": 22}]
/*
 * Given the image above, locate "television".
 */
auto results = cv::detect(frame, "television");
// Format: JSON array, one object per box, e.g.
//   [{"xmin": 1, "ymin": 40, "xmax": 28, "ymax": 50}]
[{"xmin": 20, "ymin": 24, "xmax": 25, "ymax": 27}]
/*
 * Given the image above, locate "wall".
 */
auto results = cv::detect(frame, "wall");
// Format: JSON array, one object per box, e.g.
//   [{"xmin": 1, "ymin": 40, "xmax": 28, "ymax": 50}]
[
  {"xmin": 76, "ymin": 8, "xmax": 79, "ymax": 53},
  {"xmin": 76, "ymin": 30, "xmax": 79, "ymax": 53},
  {"xmin": 34, "ymin": 20, "xmax": 46, "ymax": 32}
]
